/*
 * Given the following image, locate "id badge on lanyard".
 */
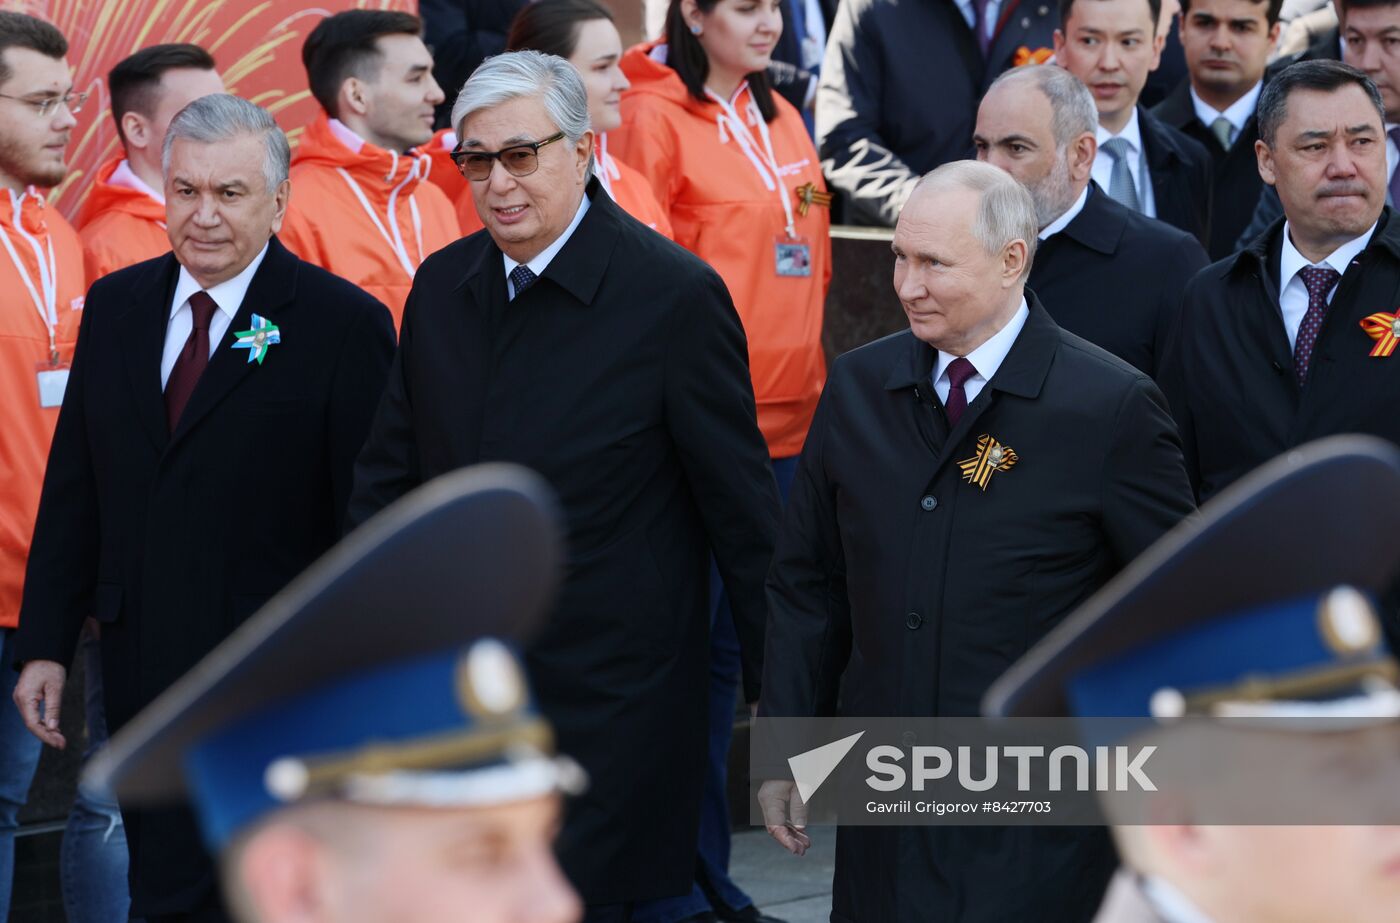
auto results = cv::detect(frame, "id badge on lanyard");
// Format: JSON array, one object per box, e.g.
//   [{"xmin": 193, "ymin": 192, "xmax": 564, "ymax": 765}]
[
  {"xmin": 1, "ymin": 205, "xmax": 67, "ymax": 407},
  {"xmin": 775, "ymin": 235, "xmax": 812, "ymax": 277}
]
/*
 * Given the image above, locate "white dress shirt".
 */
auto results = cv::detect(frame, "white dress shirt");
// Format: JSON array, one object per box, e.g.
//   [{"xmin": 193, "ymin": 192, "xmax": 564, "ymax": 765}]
[
  {"xmin": 503, "ymin": 193, "xmax": 591, "ymax": 299},
  {"xmin": 1277, "ymin": 220, "xmax": 1375, "ymax": 349},
  {"xmin": 1189, "ymin": 81, "xmax": 1263, "ymax": 146},
  {"xmin": 1092, "ymin": 108, "xmax": 1157, "ymax": 217},
  {"xmin": 162, "ymin": 243, "xmax": 269, "ymax": 388},
  {"xmin": 953, "ymin": 0, "xmax": 1003, "ymax": 45},
  {"xmin": 932, "ymin": 297, "xmax": 1030, "ymax": 405},
  {"xmin": 1039, "ymin": 186, "xmax": 1089, "ymax": 241},
  {"xmin": 1141, "ymin": 876, "xmax": 1218, "ymax": 923}
]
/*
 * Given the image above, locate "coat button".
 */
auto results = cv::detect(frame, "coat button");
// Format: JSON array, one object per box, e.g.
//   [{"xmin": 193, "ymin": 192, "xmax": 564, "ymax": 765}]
[
  {"xmin": 920, "ymin": 495, "xmax": 937, "ymax": 511},
  {"xmin": 906, "ymin": 611, "xmax": 923, "ymax": 630},
  {"xmin": 1037, "ymin": 4, "xmax": 1048, "ymax": 13},
  {"xmin": 1021, "ymin": 16, "xmax": 1031, "ymax": 26},
  {"xmin": 902, "ymin": 731, "xmax": 918, "ymax": 746}
]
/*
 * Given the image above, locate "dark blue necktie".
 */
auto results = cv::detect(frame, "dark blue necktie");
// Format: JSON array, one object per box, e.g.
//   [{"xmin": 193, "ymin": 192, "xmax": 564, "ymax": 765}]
[{"xmin": 509, "ymin": 264, "xmax": 537, "ymax": 298}]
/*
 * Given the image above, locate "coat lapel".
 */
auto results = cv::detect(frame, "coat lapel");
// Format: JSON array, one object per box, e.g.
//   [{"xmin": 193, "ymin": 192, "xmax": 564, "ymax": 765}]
[
  {"xmin": 118, "ymin": 255, "xmax": 181, "ymax": 452},
  {"xmin": 168, "ymin": 238, "xmax": 298, "ymax": 448}
]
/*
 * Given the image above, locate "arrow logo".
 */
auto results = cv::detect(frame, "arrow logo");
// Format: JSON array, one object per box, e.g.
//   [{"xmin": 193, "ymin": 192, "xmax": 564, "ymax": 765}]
[{"xmin": 788, "ymin": 731, "xmax": 865, "ymax": 802}]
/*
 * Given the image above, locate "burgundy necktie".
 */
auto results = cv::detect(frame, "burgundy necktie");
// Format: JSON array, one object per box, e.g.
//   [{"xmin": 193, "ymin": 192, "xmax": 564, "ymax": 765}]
[
  {"xmin": 944, "ymin": 356, "xmax": 978, "ymax": 426},
  {"xmin": 1293, "ymin": 266, "xmax": 1340, "ymax": 387},
  {"xmin": 165, "ymin": 290, "xmax": 218, "ymax": 431},
  {"xmin": 974, "ymin": 0, "xmax": 995, "ymax": 52}
]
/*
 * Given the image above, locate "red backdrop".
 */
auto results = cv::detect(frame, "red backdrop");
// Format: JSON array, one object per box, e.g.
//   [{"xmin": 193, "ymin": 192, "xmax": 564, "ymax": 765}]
[{"xmin": 2, "ymin": 0, "xmax": 415, "ymax": 219}]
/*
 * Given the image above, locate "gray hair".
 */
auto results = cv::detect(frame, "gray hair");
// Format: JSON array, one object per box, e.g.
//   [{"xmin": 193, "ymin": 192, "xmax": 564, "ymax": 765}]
[
  {"xmin": 451, "ymin": 50, "xmax": 591, "ymax": 172},
  {"xmin": 912, "ymin": 161, "xmax": 1039, "ymax": 279},
  {"xmin": 988, "ymin": 65, "xmax": 1098, "ymax": 149},
  {"xmin": 1258, "ymin": 59, "xmax": 1385, "ymax": 147},
  {"xmin": 162, "ymin": 94, "xmax": 291, "ymax": 192}
]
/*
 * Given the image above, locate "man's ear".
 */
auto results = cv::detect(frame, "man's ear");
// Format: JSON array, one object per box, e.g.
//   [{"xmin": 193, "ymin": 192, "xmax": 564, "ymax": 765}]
[
  {"xmin": 238, "ymin": 824, "xmax": 331, "ymax": 923},
  {"xmin": 1256, "ymin": 138, "xmax": 1277, "ymax": 187},
  {"xmin": 1002, "ymin": 238, "xmax": 1029, "ymax": 285},
  {"xmin": 122, "ymin": 112, "xmax": 151, "ymax": 154}
]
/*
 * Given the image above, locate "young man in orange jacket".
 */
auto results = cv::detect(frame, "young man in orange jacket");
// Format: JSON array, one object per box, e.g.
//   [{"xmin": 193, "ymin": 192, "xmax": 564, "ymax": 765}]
[
  {"xmin": 0, "ymin": 12, "xmax": 86, "ymax": 919},
  {"xmin": 280, "ymin": 10, "xmax": 462, "ymax": 328},
  {"xmin": 74, "ymin": 44, "xmax": 224, "ymax": 281}
]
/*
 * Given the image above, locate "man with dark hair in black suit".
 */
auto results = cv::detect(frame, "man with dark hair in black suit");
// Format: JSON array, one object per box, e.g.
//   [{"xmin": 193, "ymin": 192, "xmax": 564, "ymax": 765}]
[
  {"xmin": 1163, "ymin": 60, "xmax": 1400, "ymax": 502},
  {"xmin": 12, "ymin": 94, "xmax": 395, "ymax": 921},
  {"xmin": 1055, "ymin": 0, "xmax": 1216, "ymax": 245},
  {"xmin": 1152, "ymin": 0, "xmax": 1283, "ymax": 257},
  {"xmin": 976, "ymin": 65, "xmax": 1209, "ymax": 377},
  {"xmin": 347, "ymin": 51, "xmax": 781, "ymax": 922}
]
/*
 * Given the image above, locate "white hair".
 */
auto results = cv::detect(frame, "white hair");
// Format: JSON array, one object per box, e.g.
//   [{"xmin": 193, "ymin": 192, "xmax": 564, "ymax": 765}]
[
  {"xmin": 162, "ymin": 94, "xmax": 290, "ymax": 191},
  {"xmin": 912, "ymin": 160, "xmax": 1039, "ymax": 279},
  {"xmin": 987, "ymin": 65, "xmax": 1099, "ymax": 149},
  {"xmin": 450, "ymin": 50, "xmax": 592, "ymax": 173}
]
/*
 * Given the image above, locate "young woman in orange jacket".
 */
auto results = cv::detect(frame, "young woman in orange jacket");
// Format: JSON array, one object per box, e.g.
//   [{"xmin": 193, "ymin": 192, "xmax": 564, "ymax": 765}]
[{"xmin": 610, "ymin": 0, "xmax": 831, "ymax": 466}]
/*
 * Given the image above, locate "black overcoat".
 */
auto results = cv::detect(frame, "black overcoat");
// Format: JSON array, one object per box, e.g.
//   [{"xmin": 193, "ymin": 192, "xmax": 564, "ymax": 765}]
[
  {"xmin": 15, "ymin": 237, "xmax": 395, "ymax": 917},
  {"xmin": 762, "ymin": 297, "xmax": 1196, "ymax": 922},
  {"xmin": 1139, "ymin": 104, "xmax": 1215, "ymax": 248},
  {"xmin": 1032, "ymin": 183, "xmax": 1209, "ymax": 378},
  {"xmin": 346, "ymin": 181, "xmax": 781, "ymax": 904},
  {"xmin": 1162, "ymin": 210, "xmax": 1400, "ymax": 504}
]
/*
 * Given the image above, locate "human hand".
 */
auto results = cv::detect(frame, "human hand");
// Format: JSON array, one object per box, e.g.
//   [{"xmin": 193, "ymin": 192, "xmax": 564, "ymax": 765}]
[
  {"xmin": 13, "ymin": 659, "xmax": 67, "ymax": 749},
  {"xmin": 757, "ymin": 779, "xmax": 811, "ymax": 856}
]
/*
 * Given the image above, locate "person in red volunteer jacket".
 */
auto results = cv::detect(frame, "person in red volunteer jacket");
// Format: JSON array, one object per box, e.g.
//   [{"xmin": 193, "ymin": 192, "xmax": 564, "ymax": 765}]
[
  {"xmin": 608, "ymin": 1, "xmax": 830, "ymax": 920},
  {"xmin": 0, "ymin": 12, "xmax": 86, "ymax": 920},
  {"xmin": 75, "ymin": 44, "xmax": 225, "ymax": 281},
  {"xmin": 280, "ymin": 10, "xmax": 461, "ymax": 328}
]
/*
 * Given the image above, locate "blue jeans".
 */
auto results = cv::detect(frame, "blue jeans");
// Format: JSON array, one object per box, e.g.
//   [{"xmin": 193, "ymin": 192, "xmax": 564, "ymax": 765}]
[
  {"xmin": 0, "ymin": 626, "xmax": 44, "ymax": 919},
  {"xmin": 62, "ymin": 623, "xmax": 129, "ymax": 923},
  {"xmin": 635, "ymin": 457, "xmax": 800, "ymax": 923}
]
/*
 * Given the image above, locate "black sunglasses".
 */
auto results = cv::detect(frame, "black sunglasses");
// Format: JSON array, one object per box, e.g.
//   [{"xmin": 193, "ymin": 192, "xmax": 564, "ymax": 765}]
[{"xmin": 450, "ymin": 131, "xmax": 567, "ymax": 181}]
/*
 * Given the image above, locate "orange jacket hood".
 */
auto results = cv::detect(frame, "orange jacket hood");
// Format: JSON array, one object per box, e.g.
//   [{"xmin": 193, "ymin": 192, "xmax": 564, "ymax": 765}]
[
  {"xmin": 74, "ymin": 158, "xmax": 165, "ymax": 230},
  {"xmin": 620, "ymin": 41, "xmax": 729, "ymax": 122},
  {"xmin": 292, "ymin": 115, "xmax": 446, "ymax": 200}
]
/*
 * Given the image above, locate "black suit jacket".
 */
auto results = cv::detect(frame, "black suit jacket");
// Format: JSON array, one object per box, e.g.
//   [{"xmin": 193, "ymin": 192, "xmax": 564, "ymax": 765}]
[
  {"xmin": 1152, "ymin": 79, "xmax": 1264, "ymax": 259},
  {"xmin": 1139, "ymin": 105, "xmax": 1214, "ymax": 247},
  {"xmin": 15, "ymin": 238, "xmax": 394, "ymax": 916},
  {"xmin": 1163, "ymin": 209, "xmax": 1400, "ymax": 503},
  {"xmin": 346, "ymin": 181, "xmax": 781, "ymax": 904},
  {"xmin": 762, "ymin": 296, "xmax": 1196, "ymax": 921},
  {"xmin": 1031, "ymin": 183, "xmax": 1209, "ymax": 377},
  {"xmin": 816, "ymin": 0, "xmax": 1058, "ymax": 225}
]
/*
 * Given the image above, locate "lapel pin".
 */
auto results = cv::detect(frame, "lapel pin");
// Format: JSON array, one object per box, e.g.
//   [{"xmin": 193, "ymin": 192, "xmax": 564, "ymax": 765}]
[
  {"xmin": 794, "ymin": 182, "xmax": 832, "ymax": 218},
  {"xmin": 232, "ymin": 314, "xmax": 281, "ymax": 365},
  {"xmin": 958, "ymin": 434, "xmax": 1019, "ymax": 491},
  {"xmin": 1360, "ymin": 308, "xmax": 1400, "ymax": 358}
]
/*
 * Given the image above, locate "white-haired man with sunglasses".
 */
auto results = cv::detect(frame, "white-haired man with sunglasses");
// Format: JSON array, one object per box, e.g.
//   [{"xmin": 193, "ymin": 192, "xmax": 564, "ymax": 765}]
[{"xmin": 348, "ymin": 50, "xmax": 783, "ymax": 923}]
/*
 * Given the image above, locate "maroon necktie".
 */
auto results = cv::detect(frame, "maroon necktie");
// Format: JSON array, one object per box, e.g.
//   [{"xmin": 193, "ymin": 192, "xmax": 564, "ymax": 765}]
[
  {"xmin": 165, "ymin": 291, "xmax": 218, "ymax": 431},
  {"xmin": 944, "ymin": 356, "xmax": 978, "ymax": 426},
  {"xmin": 1294, "ymin": 266, "xmax": 1340, "ymax": 387}
]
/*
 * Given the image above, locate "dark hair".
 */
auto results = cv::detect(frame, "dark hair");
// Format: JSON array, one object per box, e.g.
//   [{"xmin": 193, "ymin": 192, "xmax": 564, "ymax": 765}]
[
  {"xmin": 1341, "ymin": 0, "xmax": 1400, "ymax": 13},
  {"xmin": 507, "ymin": 0, "xmax": 615, "ymax": 58},
  {"xmin": 1257, "ymin": 59, "xmax": 1385, "ymax": 145},
  {"xmin": 302, "ymin": 10, "xmax": 423, "ymax": 118},
  {"xmin": 1058, "ymin": 0, "xmax": 1163, "ymax": 34},
  {"xmin": 108, "ymin": 44, "xmax": 216, "ymax": 146},
  {"xmin": 1179, "ymin": 0, "xmax": 1284, "ymax": 26},
  {"xmin": 662, "ymin": 0, "xmax": 778, "ymax": 123},
  {"xmin": 0, "ymin": 12, "xmax": 67, "ymax": 87}
]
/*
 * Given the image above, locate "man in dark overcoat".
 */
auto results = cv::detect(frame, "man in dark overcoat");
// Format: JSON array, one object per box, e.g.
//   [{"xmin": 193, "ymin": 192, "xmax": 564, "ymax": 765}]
[
  {"xmin": 345, "ymin": 51, "xmax": 781, "ymax": 920},
  {"xmin": 757, "ymin": 160, "xmax": 1196, "ymax": 922},
  {"xmin": 12, "ymin": 94, "xmax": 395, "ymax": 920}
]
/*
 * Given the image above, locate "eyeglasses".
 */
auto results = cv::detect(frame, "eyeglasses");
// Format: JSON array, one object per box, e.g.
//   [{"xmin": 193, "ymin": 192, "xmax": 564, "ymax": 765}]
[
  {"xmin": 450, "ymin": 131, "xmax": 566, "ymax": 181},
  {"xmin": 0, "ymin": 91, "xmax": 88, "ymax": 117}
]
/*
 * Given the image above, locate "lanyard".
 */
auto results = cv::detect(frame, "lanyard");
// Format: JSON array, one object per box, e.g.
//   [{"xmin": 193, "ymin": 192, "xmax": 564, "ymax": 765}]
[
  {"xmin": 596, "ymin": 133, "xmax": 621, "ymax": 201},
  {"xmin": 705, "ymin": 84, "xmax": 798, "ymax": 238},
  {"xmin": 335, "ymin": 158, "xmax": 426, "ymax": 279},
  {"xmin": 1, "ymin": 190, "xmax": 58, "ymax": 361}
]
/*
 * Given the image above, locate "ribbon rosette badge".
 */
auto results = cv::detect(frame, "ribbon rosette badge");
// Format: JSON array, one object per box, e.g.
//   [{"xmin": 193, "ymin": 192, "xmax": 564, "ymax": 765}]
[
  {"xmin": 958, "ymin": 434, "xmax": 1019, "ymax": 491},
  {"xmin": 1360, "ymin": 308, "xmax": 1400, "ymax": 358},
  {"xmin": 232, "ymin": 314, "xmax": 281, "ymax": 365}
]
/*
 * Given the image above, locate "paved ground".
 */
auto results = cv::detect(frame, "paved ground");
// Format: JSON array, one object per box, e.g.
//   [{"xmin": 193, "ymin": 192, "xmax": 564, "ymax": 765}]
[{"xmin": 729, "ymin": 827, "xmax": 835, "ymax": 923}]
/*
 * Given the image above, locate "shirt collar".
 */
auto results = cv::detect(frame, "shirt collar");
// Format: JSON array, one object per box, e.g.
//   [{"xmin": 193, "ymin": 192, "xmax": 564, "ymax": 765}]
[
  {"xmin": 1039, "ymin": 185, "xmax": 1089, "ymax": 240},
  {"xmin": 170, "ymin": 242, "xmax": 271, "ymax": 321},
  {"xmin": 1279, "ymin": 219, "xmax": 1376, "ymax": 293},
  {"xmin": 1096, "ymin": 106, "xmax": 1143, "ymax": 151},
  {"xmin": 328, "ymin": 118, "xmax": 367, "ymax": 154},
  {"xmin": 1141, "ymin": 876, "xmax": 1218, "ymax": 923},
  {"xmin": 1189, "ymin": 80, "xmax": 1262, "ymax": 134},
  {"xmin": 109, "ymin": 158, "xmax": 165, "ymax": 205},
  {"xmin": 933, "ymin": 297, "xmax": 1030, "ymax": 387},
  {"xmin": 502, "ymin": 192, "xmax": 591, "ymax": 282}
]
